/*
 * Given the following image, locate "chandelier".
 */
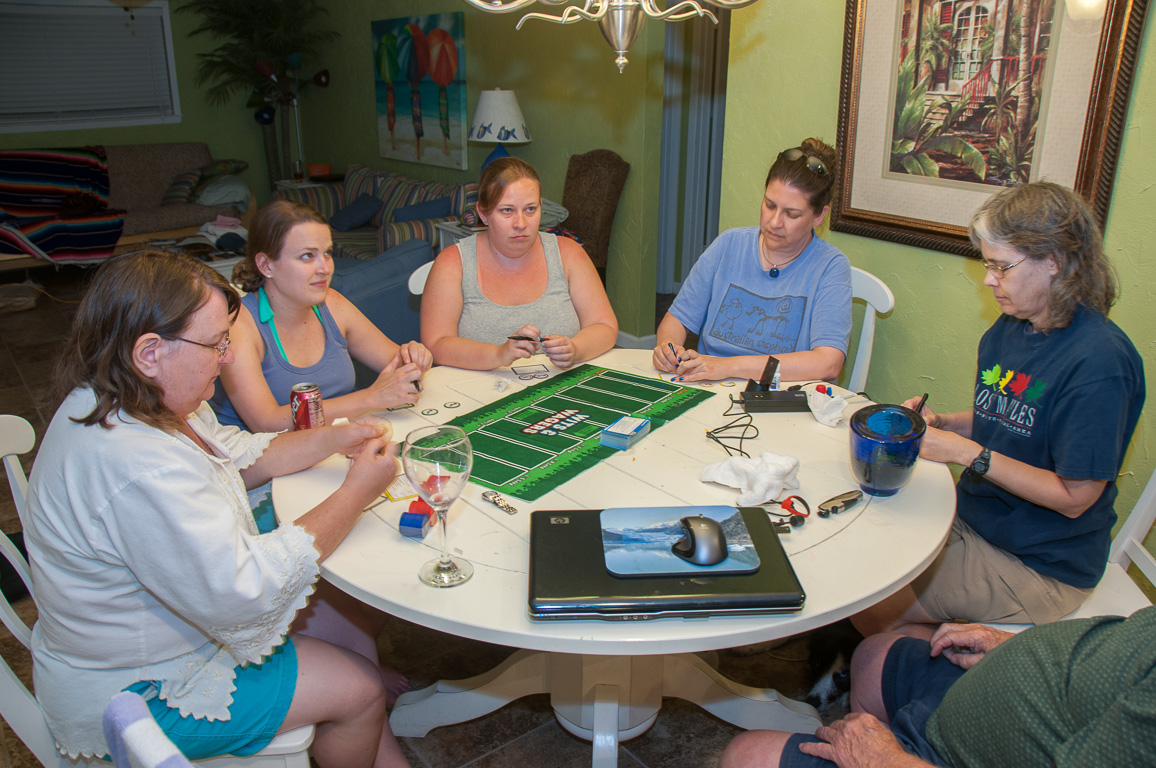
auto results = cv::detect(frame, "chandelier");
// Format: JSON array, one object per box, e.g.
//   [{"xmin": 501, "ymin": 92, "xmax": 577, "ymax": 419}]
[{"xmin": 461, "ymin": 0, "xmax": 760, "ymax": 72}]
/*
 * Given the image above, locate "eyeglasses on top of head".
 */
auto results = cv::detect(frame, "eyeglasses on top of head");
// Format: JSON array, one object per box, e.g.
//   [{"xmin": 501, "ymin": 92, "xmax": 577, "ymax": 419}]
[
  {"xmin": 174, "ymin": 334, "xmax": 231, "ymax": 359},
  {"xmin": 979, "ymin": 254, "xmax": 1029, "ymax": 277},
  {"xmin": 779, "ymin": 148, "xmax": 828, "ymax": 177}
]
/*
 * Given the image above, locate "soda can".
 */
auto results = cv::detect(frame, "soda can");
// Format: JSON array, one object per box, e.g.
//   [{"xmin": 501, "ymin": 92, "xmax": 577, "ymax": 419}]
[{"xmin": 290, "ymin": 383, "xmax": 325, "ymax": 430}]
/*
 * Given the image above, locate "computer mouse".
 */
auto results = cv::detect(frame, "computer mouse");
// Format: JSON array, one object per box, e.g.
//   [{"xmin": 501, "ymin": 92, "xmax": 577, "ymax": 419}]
[{"xmin": 671, "ymin": 514, "xmax": 728, "ymax": 566}]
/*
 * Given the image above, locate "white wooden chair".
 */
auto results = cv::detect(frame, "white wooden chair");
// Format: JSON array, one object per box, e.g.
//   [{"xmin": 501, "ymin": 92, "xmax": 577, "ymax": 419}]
[
  {"xmin": 843, "ymin": 267, "xmax": 895, "ymax": 395},
  {"xmin": 987, "ymin": 467, "xmax": 1156, "ymax": 633},
  {"xmin": 0, "ymin": 414, "xmax": 314, "ymax": 767}
]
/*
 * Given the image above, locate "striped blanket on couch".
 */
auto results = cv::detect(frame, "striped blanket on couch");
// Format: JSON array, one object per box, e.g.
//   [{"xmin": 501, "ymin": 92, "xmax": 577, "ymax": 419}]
[{"xmin": 0, "ymin": 146, "xmax": 126, "ymax": 264}]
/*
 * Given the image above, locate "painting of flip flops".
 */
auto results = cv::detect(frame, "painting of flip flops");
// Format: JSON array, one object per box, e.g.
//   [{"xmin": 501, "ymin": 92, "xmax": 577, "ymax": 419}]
[{"xmin": 372, "ymin": 12, "xmax": 467, "ymax": 169}]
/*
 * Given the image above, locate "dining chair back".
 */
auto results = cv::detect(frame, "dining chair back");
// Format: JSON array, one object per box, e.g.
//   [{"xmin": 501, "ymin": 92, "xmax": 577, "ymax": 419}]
[
  {"xmin": 842, "ymin": 267, "xmax": 895, "ymax": 395},
  {"xmin": 560, "ymin": 149, "xmax": 630, "ymax": 283},
  {"xmin": 104, "ymin": 692, "xmax": 195, "ymax": 768},
  {"xmin": 408, "ymin": 259, "xmax": 434, "ymax": 296},
  {"xmin": 0, "ymin": 414, "xmax": 314, "ymax": 768},
  {"xmin": 986, "ymin": 466, "xmax": 1156, "ymax": 633}
]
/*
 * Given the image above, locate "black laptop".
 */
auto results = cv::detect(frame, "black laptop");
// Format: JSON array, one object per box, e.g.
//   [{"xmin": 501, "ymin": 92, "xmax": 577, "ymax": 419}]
[{"xmin": 528, "ymin": 507, "xmax": 805, "ymax": 621}]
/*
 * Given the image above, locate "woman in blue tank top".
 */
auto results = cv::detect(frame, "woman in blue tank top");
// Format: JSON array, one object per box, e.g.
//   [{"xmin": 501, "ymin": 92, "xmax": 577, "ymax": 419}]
[
  {"xmin": 421, "ymin": 157, "xmax": 618, "ymax": 370},
  {"xmin": 211, "ymin": 200, "xmax": 432, "ymax": 433}
]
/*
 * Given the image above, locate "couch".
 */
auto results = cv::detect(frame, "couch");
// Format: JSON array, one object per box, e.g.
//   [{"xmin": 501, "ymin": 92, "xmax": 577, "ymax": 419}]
[
  {"xmin": 0, "ymin": 142, "xmax": 255, "ymax": 271},
  {"xmin": 274, "ymin": 163, "xmax": 478, "ymax": 261}
]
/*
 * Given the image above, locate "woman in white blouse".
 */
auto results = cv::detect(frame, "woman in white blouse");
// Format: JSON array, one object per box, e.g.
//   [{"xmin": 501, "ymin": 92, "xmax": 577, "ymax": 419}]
[{"xmin": 24, "ymin": 252, "xmax": 410, "ymax": 767}]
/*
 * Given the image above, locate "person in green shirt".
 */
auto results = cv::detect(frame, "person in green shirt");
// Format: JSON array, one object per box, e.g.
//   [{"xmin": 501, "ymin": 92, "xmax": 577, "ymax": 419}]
[{"xmin": 720, "ymin": 606, "xmax": 1156, "ymax": 767}]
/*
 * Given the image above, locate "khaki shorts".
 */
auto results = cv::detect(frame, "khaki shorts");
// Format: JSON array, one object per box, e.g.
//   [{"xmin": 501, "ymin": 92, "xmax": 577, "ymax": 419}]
[{"xmin": 912, "ymin": 517, "xmax": 1092, "ymax": 625}]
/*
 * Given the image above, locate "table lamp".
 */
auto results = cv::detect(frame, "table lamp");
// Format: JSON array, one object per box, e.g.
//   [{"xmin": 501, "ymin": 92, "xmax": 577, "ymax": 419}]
[{"xmin": 468, "ymin": 88, "xmax": 532, "ymax": 172}]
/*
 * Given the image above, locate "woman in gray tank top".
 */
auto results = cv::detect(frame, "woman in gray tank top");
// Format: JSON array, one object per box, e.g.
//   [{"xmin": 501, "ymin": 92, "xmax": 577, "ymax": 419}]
[{"xmin": 421, "ymin": 158, "xmax": 618, "ymax": 370}]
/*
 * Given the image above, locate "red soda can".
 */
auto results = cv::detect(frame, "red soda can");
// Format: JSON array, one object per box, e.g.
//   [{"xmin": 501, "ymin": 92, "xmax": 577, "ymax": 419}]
[{"xmin": 290, "ymin": 383, "xmax": 325, "ymax": 430}]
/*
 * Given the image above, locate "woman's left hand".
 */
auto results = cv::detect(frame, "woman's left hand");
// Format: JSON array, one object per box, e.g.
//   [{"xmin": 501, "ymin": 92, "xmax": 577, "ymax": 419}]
[
  {"xmin": 671, "ymin": 351, "xmax": 733, "ymax": 382},
  {"xmin": 918, "ymin": 425, "xmax": 978, "ymax": 466},
  {"xmin": 397, "ymin": 341, "xmax": 433, "ymax": 372},
  {"xmin": 541, "ymin": 335, "xmax": 577, "ymax": 369}
]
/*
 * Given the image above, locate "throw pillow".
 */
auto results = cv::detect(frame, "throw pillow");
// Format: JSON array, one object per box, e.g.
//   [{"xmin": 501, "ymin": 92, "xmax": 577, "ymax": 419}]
[
  {"xmin": 195, "ymin": 175, "xmax": 251, "ymax": 212},
  {"xmin": 161, "ymin": 171, "xmax": 201, "ymax": 206},
  {"xmin": 330, "ymin": 194, "xmax": 383, "ymax": 231},
  {"xmin": 392, "ymin": 196, "xmax": 452, "ymax": 223},
  {"xmin": 194, "ymin": 159, "xmax": 250, "ymax": 197}
]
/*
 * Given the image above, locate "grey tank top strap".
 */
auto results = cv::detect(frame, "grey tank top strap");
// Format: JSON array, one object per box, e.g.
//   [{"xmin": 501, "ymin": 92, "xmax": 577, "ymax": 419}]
[{"xmin": 457, "ymin": 232, "xmax": 582, "ymax": 345}]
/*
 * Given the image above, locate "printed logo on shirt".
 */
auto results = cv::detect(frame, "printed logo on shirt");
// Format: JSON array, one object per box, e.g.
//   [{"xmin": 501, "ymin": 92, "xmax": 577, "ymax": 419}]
[
  {"xmin": 973, "ymin": 363, "xmax": 1048, "ymax": 437},
  {"xmin": 708, "ymin": 285, "xmax": 806, "ymax": 355}
]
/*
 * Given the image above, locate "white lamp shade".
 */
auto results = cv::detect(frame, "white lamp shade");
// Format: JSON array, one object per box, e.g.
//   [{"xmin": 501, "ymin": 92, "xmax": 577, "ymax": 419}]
[{"xmin": 468, "ymin": 88, "xmax": 531, "ymax": 144}]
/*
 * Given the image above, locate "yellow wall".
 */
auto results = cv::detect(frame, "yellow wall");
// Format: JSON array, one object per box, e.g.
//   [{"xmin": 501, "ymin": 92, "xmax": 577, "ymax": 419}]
[
  {"xmin": 305, "ymin": 1, "xmax": 666, "ymax": 335},
  {"xmin": 723, "ymin": 4, "xmax": 1155, "ymax": 520}
]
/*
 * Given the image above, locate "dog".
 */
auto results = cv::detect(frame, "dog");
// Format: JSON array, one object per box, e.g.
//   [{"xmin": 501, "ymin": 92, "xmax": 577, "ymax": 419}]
[{"xmin": 803, "ymin": 618, "xmax": 863, "ymax": 718}]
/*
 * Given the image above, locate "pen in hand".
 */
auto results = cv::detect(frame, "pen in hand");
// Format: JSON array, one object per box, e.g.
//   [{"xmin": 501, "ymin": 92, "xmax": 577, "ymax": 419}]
[
  {"xmin": 507, "ymin": 335, "xmax": 539, "ymax": 342},
  {"xmin": 915, "ymin": 392, "xmax": 929, "ymax": 415},
  {"xmin": 667, "ymin": 342, "xmax": 682, "ymax": 364}
]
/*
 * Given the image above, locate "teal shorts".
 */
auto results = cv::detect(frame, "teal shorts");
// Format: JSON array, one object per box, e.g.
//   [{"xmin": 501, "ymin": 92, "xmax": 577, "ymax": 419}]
[{"xmin": 124, "ymin": 638, "xmax": 297, "ymax": 759}]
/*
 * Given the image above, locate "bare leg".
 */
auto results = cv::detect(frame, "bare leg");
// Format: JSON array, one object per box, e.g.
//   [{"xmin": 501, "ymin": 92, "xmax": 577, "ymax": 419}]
[
  {"xmin": 293, "ymin": 581, "xmax": 412, "ymax": 704},
  {"xmin": 848, "ymin": 633, "xmax": 905, "ymax": 723},
  {"xmin": 850, "ymin": 584, "xmax": 939, "ymax": 640},
  {"xmin": 280, "ymin": 634, "xmax": 409, "ymax": 768},
  {"xmin": 719, "ymin": 729, "xmax": 795, "ymax": 768}
]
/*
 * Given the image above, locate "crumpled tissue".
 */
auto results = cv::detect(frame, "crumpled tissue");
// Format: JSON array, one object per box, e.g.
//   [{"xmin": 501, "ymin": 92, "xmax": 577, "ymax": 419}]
[
  {"xmin": 807, "ymin": 388, "xmax": 848, "ymax": 427},
  {"xmin": 701, "ymin": 451, "xmax": 800, "ymax": 506}
]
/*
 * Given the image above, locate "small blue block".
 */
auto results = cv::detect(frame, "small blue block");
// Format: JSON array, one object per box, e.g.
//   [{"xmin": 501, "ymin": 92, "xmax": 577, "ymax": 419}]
[{"xmin": 399, "ymin": 511, "xmax": 432, "ymax": 538}]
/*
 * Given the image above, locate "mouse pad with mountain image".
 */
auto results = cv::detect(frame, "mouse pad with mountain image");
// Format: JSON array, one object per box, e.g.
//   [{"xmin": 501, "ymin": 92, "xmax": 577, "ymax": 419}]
[{"xmin": 600, "ymin": 505, "xmax": 761, "ymax": 577}]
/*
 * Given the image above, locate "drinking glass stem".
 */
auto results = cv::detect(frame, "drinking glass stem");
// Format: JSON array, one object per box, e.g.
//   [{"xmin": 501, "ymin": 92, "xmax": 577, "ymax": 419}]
[{"xmin": 436, "ymin": 507, "xmax": 452, "ymax": 568}]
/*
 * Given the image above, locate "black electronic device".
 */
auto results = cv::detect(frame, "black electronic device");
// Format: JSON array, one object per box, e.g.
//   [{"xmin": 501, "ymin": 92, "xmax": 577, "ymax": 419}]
[
  {"xmin": 671, "ymin": 515, "xmax": 728, "ymax": 566},
  {"xmin": 740, "ymin": 381, "xmax": 810, "ymax": 413}
]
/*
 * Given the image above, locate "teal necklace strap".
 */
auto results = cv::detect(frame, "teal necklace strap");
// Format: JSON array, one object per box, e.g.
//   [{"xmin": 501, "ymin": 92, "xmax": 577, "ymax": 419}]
[{"xmin": 257, "ymin": 286, "xmax": 323, "ymax": 364}]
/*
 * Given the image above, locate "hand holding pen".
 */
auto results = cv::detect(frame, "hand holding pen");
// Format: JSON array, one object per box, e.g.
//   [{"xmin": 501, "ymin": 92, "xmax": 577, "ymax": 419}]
[{"xmin": 653, "ymin": 340, "xmax": 685, "ymax": 373}]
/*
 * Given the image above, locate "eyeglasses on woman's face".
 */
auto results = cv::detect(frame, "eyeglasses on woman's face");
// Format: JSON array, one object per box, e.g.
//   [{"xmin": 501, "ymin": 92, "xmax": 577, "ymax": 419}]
[
  {"xmin": 779, "ymin": 148, "xmax": 828, "ymax": 177},
  {"xmin": 979, "ymin": 254, "xmax": 1030, "ymax": 278},
  {"xmin": 174, "ymin": 334, "xmax": 231, "ymax": 360}
]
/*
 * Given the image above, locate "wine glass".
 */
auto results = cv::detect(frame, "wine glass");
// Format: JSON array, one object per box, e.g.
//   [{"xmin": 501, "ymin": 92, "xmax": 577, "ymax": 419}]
[{"xmin": 402, "ymin": 425, "xmax": 474, "ymax": 587}]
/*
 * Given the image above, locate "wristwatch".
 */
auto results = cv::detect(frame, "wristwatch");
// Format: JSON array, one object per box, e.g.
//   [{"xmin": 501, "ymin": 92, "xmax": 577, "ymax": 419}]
[{"xmin": 969, "ymin": 447, "xmax": 992, "ymax": 476}]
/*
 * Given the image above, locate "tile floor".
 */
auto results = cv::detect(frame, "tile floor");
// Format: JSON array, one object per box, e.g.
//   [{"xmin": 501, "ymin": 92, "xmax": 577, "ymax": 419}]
[{"xmin": 0, "ymin": 265, "xmax": 826, "ymax": 768}]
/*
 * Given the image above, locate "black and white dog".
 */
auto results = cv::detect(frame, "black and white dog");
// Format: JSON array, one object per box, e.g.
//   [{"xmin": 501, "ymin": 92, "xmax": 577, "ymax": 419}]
[{"xmin": 803, "ymin": 619, "xmax": 863, "ymax": 717}]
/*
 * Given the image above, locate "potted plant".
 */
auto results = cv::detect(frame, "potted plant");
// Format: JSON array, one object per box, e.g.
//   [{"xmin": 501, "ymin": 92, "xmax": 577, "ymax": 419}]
[{"xmin": 176, "ymin": 0, "xmax": 339, "ymax": 190}]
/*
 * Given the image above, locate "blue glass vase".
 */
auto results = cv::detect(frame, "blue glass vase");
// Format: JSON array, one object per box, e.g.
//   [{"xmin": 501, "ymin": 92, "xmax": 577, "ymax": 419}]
[{"xmin": 849, "ymin": 404, "xmax": 926, "ymax": 497}]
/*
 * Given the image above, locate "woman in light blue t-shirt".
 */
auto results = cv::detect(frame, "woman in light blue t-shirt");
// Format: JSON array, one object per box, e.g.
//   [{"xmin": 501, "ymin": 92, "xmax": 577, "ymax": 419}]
[{"xmin": 653, "ymin": 138, "xmax": 852, "ymax": 383}]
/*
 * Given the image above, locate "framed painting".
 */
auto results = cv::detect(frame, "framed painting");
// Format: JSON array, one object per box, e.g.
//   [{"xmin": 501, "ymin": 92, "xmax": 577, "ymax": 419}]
[
  {"xmin": 830, "ymin": 0, "xmax": 1148, "ymax": 256},
  {"xmin": 372, "ymin": 12, "xmax": 467, "ymax": 170}
]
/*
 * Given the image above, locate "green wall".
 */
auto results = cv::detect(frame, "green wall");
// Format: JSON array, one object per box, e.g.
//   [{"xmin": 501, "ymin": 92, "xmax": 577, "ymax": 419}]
[
  {"xmin": 723, "ymin": 4, "xmax": 1155, "ymax": 521},
  {"xmin": 305, "ymin": 1, "xmax": 665, "ymax": 336}
]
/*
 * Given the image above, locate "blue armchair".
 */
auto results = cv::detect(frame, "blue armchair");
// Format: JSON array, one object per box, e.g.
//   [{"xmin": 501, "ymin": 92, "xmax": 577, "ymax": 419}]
[{"xmin": 329, "ymin": 238, "xmax": 433, "ymax": 389}]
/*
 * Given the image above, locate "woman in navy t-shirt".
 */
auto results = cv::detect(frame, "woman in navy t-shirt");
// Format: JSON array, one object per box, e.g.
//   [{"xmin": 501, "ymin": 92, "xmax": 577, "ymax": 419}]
[{"xmin": 854, "ymin": 182, "xmax": 1145, "ymax": 638}]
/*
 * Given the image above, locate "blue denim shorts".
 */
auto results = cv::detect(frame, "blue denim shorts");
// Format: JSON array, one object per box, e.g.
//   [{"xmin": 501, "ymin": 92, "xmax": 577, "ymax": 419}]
[
  {"xmin": 780, "ymin": 636, "xmax": 964, "ymax": 767},
  {"xmin": 124, "ymin": 637, "xmax": 297, "ymax": 759}
]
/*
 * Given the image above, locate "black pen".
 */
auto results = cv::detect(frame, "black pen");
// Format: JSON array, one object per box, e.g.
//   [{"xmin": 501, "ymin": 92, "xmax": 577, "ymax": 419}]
[
  {"xmin": 915, "ymin": 392, "xmax": 929, "ymax": 414},
  {"xmin": 413, "ymin": 379, "xmax": 423, "ymax": 393},
  {"xmin": 507, "ymin": 335, "xmax": 538, "ymax": 342},
  {"xmin": 667, "ymin": 341, "xmax": 682, "ymax": 364}
]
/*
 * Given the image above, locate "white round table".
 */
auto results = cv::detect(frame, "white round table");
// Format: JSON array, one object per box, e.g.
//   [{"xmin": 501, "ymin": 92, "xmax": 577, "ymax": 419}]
[{"xmin": 273, "ymin": 349, "xmax": 955, "ymax": 766}]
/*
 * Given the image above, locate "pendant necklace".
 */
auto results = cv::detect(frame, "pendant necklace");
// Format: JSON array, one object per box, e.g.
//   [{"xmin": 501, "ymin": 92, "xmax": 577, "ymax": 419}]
[{"xmin": 766, "ymin": 253, "xmax": 800, "ymax": 279}]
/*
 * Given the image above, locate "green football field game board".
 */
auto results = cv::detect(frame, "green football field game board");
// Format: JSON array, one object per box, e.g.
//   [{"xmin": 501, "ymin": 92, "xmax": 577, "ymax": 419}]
[{"xmin": 447, "ymin": 364, "xmax": 712, "ymax": 500}]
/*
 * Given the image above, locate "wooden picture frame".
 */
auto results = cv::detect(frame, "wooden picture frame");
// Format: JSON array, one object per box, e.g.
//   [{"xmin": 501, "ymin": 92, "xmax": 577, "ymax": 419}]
[{"xmin": 830, "ymin": 0, "xmax": 1148, "ymax": 256}]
